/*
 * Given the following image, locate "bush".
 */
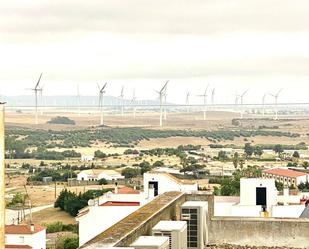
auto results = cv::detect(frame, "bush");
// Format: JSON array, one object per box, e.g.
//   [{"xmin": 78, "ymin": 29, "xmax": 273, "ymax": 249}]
[
  {"xmin": 98, "ymin": 178, "xmax": 108, "ymax": 185},
  {"xmin": 47, "ymin": 116, "xmax": 76, "ymax": 125}
]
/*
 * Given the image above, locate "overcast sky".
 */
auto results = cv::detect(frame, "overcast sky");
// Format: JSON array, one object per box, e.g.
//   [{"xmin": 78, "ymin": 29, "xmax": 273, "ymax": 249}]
[{"xmin": 0, "ymin": 0, "xmax": 309, "ymax": 104}]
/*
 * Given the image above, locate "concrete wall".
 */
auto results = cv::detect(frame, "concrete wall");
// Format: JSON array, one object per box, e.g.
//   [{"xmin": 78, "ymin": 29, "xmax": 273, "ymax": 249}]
[
  {"xmin": 209, "ymin": 217, "xmax": 309, "ymax": 248},
  {"xmin": 115, "ymin": 194, "xmax": 186, "ymax": 247}
]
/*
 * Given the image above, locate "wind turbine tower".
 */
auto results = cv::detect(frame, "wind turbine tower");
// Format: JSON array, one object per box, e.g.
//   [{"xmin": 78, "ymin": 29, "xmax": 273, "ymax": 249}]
[
  {"xmin": 186, "ymin": 91, "xmax": 190, "ymax": 113},
  {"xmin": 270, "ymin": 89, "xmax": 282, "ymax": 120},
  {"xmin": 157, "ymin": 81, "xmax": 168, "ymax": 127},
  {"xmin": 77, "ymin": 84, "xmax": 81, "ymax": 117},
  {"xmin": 31, "ymin": 73, "xmax": 43, "ymax": 125},
  {"xmin": 239, "ymin": 89, "xmax": 249, "ymax": 119},
  {"xmin": 211, "ymin": 88, "xmax": 215, "ymax": 105},
  {"xmin": 197, "ymin": 85, "xmax": 209, "ymax": 120},
  {"xmin": 131, "ymin": 89, "xmax": 137, "ymax": 119},
  {"xmin": 163, "ymin": 85, "xmax": 167, "ymax": 120},
  {"xmin": 98, "ymin": 83, "xmax": 107, "ymax": 126},
  {"xmin": 119, "ymin": 86, "xmax": 124, "ymax": 116},
  {"xmin": 262, "ymin": 94, "xmax": 267, "ymax": 117}
]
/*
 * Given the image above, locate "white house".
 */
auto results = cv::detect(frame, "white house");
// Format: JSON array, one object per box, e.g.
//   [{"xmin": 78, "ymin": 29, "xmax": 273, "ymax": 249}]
[
  {"xmin": 143, "ymin": 172, "xmax": 198, "ymax": 197},
  {"xmin": 5, "ymin": 224, "xmax": 46, "ymax": 249},
  {"xmin": 77, "ymin": 169, "xmax": 125, "ymax": 181},
  {"xmin": 262, "ymin": 168, "xmax": 309, "ymax": 187},
  {"xmin": 81, "ymin": 155, "xmax": 94, "ymax": 162},
  {"xmin": 214, "ymin": 178, "xmax": 307, "ymax": 218},
  {"xmin": 76, "ymin": 186, "xmax": 148, "ymax": 247}
]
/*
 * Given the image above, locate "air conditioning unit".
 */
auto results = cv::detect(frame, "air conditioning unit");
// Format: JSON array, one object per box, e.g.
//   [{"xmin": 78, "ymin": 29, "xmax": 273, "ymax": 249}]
[
  {"xmin": 131, "ymin": 236, "xmax": 170, "ymax": 249},
  {"xmin": 152, "ymin": 220, "xmax": 187, "ymax": 249},
  {"xmin": 181, "ymin": 201, "xmax": 208, "ymax": 249}
]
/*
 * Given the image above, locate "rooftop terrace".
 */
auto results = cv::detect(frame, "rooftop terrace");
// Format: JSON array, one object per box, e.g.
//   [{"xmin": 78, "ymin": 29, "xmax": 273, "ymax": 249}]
[{"xmin": 80, "ymin": 191, "xmax": 184, "ymax": 248}]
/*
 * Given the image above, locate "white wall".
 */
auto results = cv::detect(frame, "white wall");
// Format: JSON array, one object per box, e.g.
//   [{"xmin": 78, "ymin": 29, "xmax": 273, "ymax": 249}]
[
  {"xmin": 272, "ymin": 205, "xmax": 306, "ymax": 218},
  {"xmin": 240, "ymin": 178, "xmax": 277, "ymax": 210},
  {"xmin": 77, "ymin": 172, "xmax": 92, "ymax": 181},
  {"xmin": 5, "ymin": 230, "xmax": 46, "ymax": 249},
  {"xmin": 214, "ymin": 202, "xmax": 237, "ymax": 216},
  {"xmin": 230, "ymin": 205, "xmax": 263, "ymax": 217},
  {"xmin": 143, "ymin": 173, "xmax": 197, "ymax": 197},
  {"xmin": 98, "ymin": 172, "xmax": 124, "ymax": 181},
  {"xmin": 297, "ymin": 175, "xmax": 308, "ymax": 185},
  {"xmin": 78, "ymin": 206, "xmax": 139, "ymax": 246}
]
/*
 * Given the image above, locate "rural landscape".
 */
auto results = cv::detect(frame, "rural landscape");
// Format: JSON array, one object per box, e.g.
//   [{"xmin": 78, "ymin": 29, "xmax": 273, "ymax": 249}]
[{"xmin": 4, "ymin": 107, "xmax": 309, "ymax": 248}]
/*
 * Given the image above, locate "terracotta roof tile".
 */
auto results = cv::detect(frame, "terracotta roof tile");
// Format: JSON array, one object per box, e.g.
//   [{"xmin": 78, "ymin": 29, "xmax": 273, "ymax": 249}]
[
  {"xmin": 5, "ymin": 245, "xmax": 32, "ymax": 249},
  {"xmin": 5, "ymin": 224, "xmax": 45, "ymax": 235},
  {"xmin": 263, "ymin": 168, "xmax": 308, "ymax": 178}
]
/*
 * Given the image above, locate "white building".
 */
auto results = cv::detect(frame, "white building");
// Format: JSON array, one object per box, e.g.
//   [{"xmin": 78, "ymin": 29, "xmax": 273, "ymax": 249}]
[
  {"xmin": 5, "ymin": 224, "xmax": 46, "ymax": 249},
  {"xmin": 81, "ymin": 155, "xmax": 94, "ymax": 162},
  {"xmin": 262, "ymin": 168, "xmax": 308, "ymax": 187},
  {"xmin": 143, "ymin": 172, "xmax": 198, "ymax": 197},
  {"xmin": 77, "ymin": 169, "xmax": 125, "ymax": 181},
  {"xmin": 76, "ymin": 186, "xmax": 148, "ymax": 246},
  {"xmin": 152, "ymin": 221, "xmax": 187, "ymax": 249},
  {"xmin": 214, "ymin": 178, "xmax": 307, "ymax": 218}
]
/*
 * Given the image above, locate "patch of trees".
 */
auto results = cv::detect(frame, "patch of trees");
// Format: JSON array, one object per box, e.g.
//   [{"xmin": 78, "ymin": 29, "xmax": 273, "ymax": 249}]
[
  {"xmin": 54, "ymin": 189, "xmax": 111, "ymax": 216},
  {"xmin": 6, "ymin": 127, "xmax": 300, "ymax": 149},
  {"xmin": 47, "ymin": 116, "xmax": 76, "ymax": 125},
  {"xmin": 214, "ymin": 166, "xmax": 262, "ymax": 196},
  {"xmin": 298, "ymin": 182, "xmax": 309, "ymax": 192},
  {"xmin": 44, "ymin": 221, "xmax": 78, "ymax": 234},
  {"xmin": 27, "ymin": 169, "xmax": 77, "ymax": 182}
]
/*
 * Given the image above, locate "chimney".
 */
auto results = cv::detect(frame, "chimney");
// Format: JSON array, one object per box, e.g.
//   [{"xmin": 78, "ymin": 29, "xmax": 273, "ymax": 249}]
[
  {"xmin": 0, "ymin": 103, "xmax": 5, "ymax": 248},
  {"xmin": 30, "ymin": 224, "xmax": 35, "ymax": 232}
]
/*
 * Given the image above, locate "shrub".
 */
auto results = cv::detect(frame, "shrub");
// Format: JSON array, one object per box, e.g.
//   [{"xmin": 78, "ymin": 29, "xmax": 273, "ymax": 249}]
[{"xmin": 47, "ymin": 116, "xmax": 76, "ymax": 125}]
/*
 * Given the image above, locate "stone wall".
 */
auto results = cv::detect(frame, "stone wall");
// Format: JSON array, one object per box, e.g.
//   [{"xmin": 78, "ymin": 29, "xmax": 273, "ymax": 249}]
[{"xmin": 209, "ymin": 217, "xmax": 309, "ymax": 248}]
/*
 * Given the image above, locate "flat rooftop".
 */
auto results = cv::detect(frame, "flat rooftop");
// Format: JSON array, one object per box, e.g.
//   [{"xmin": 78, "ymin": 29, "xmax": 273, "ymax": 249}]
[
  {"xmin": 81, "ymin": 191, "xmax": 184, "ymax": 248},
  {"xmin": 131, "ymin": 236, "xmax": 169, "ymax": 246},
  {"xmin": 152, "ymin": 220, "xmax": 187, "ymax": 231}
]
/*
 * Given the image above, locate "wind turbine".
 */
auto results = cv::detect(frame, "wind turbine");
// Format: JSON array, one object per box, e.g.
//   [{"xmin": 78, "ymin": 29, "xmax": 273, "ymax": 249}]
[
  {"xmin": 185, "ymin": 91, "xmax": 190, "ymax": 113},
  {"xmin": 97, "ymin": 83, "xmax": 107, "ymax": 126},
  {"xmin": 156, "ymin": 81, "xmax": 168, "ymax": 127},
  {"xmin": 197, "ymin": 84, "xmax": 209, "ymax": 120},
  {"xmin": 262, "ymin": 94, "xmax": 267, "ymax": 117},
  {"xmin": 239, "ymin": 89, "xmax": 249, "ymax": 119},
  {"xmin": 131, "ymin": 89, "xmax": 137, "ymax": 119},
  {"xmin": 29, "ymin": 73, "xmax": 43, "ymax": 125},
  {"xmin": 270, "ymin": 89, "xmax": 282, "ymax": 120},
  {"xmin": 77, "ymin": 84, "xmax": 81, "ymax": 117},
  {"xmin": 163, "ymin": 85, "xmax": 168, "ymax": 120},
  {"xmin": 211, "ymin": 88, "xmax": 215, "ymax": 105},
  {"xmin": 119, "ymin": 86, "xmax": 124, "ymax": 116}
]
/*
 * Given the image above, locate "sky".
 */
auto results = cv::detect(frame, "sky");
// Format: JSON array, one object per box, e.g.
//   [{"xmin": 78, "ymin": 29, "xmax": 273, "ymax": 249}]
[{"xmin": 0, "ymin": 0, "xmax": 309, "ymax": 104}]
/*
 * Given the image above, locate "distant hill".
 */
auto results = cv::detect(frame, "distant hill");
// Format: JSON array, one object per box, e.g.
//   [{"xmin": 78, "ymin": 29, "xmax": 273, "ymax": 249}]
[{"xmin": 0, "ymin": 95, "xmax": 162, "ymax": 107}]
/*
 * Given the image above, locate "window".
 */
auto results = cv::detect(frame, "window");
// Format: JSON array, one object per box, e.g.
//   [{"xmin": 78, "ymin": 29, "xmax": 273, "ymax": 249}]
[{"xmin": 19, "ymin": 236, "xmax": 25, "ymax": 243}]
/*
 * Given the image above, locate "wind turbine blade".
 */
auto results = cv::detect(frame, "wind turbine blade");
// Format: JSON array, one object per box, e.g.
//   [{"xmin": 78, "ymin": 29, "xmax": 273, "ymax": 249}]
[
  {"xmin": 101, "ymin": 82, "xmax": 107, "ymax": 92},
  {"xmin": 35, "ymin": 73, "xmax": 43, "ymax": 89},
  {"xmin": 97, "ymin": 83, "xmax": 101, "ymax": 91},
  {"xmin": 276, "ymin": 88, "xmax": 283, "ymax": 96},
  {"xmin": 242, "ymin": 89, "xmax": 249, "ymax": 97},
  {"xmin": 160, "ymin": 80, "xmax": 169, "ymax": 93}
]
